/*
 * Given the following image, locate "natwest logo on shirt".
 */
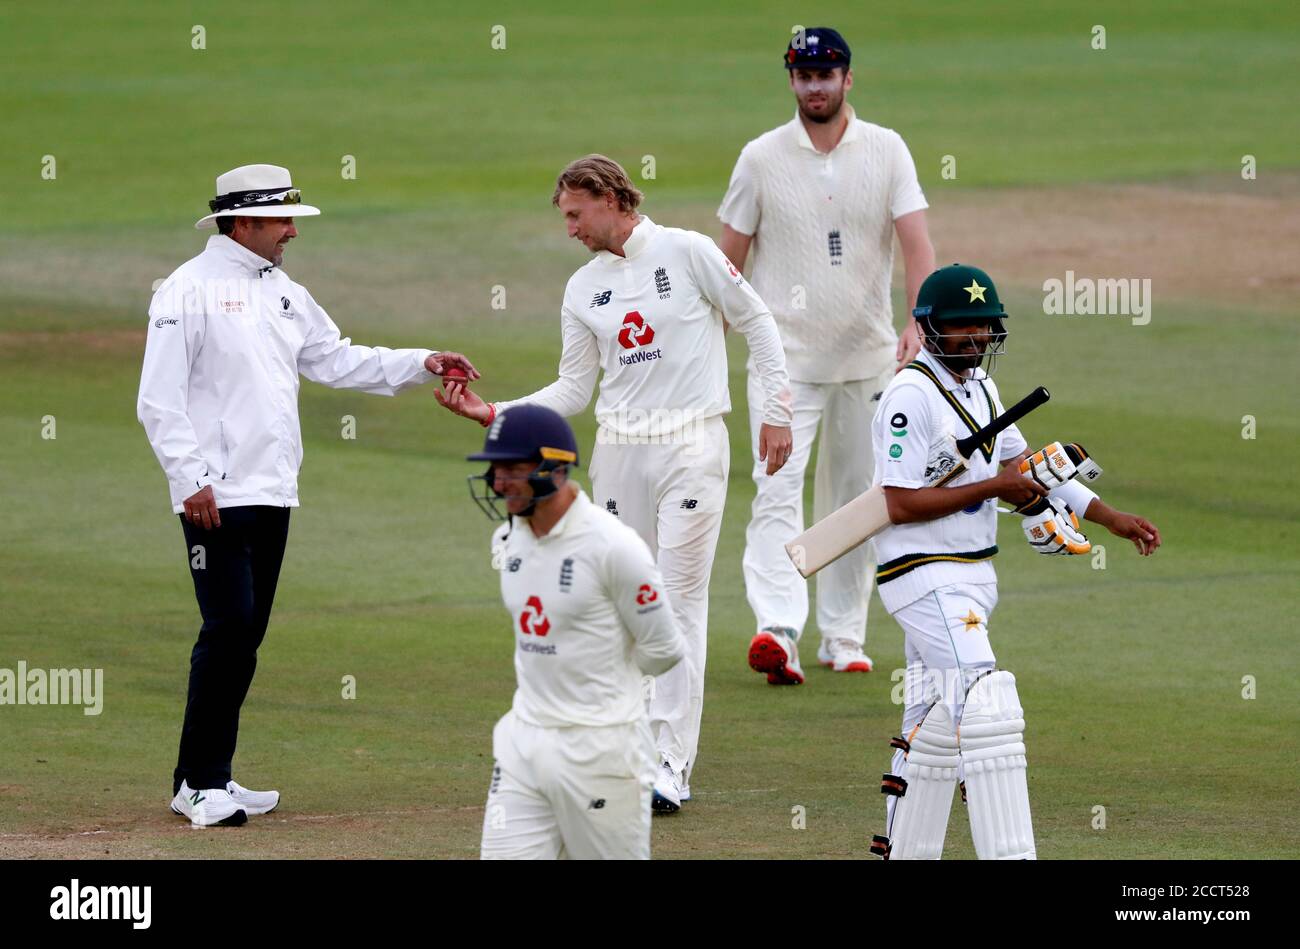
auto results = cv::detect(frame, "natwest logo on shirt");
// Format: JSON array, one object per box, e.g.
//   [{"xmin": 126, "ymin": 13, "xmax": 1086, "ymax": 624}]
[
  {"xmin": 518, "ymin": 595, "xmax": 551, "ymax": 636},
  {"xmin": 636, "ymin": 584, "xmax": 658, "ymax": 606},
  {"xmin": 617, "ymin": 311, "xmax": 655, "ymax": 349}
]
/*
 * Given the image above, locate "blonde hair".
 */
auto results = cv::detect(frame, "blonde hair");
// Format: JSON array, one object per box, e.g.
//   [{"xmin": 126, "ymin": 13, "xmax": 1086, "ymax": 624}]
[{"xmin": 552, "ymin": 155, "xmax": 643, "ymax": 212}]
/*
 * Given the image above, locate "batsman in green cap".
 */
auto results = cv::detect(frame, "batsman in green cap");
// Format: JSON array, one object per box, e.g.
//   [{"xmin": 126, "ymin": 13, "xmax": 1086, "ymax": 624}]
[{"xmin": 867, "ymin": 263, "xmax": 1161, "ymax": 860}]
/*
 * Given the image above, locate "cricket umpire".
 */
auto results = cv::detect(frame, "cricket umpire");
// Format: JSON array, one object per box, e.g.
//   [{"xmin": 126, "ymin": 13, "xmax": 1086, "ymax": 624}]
[
  {"xmin": 469, "ymin": 405, "xmax": 685, "ymax": 859},
  {"xmin": 138, "ymin": 164, "xmax": 478, "ymax": 826},
  {"xmin": 718, "ymin": 27, "xmax": 936, "ymax": 684}
]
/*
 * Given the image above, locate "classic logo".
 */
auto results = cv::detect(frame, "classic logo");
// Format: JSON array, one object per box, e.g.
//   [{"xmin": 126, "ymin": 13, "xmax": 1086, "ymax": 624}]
[
  {"xmin": 279, "ymin": 296, "xmax": 295, "ymax": 319},
  {"xmin": 636, "ymin": 584, "xmax": 658, "ymax": 606},
  {"xmin": 590, "ymin": 290, "xmax": 612, "ymax": 308},
  {"xmin": 890, "ymin": 412, "xmax": 908, "ymax": 437},
  {"xmin": 154, "ymin": 317, "xmax": 179, "ymax": 328},
  {"xmin": 518, "ymin": 595, "xmax": 550, "ymax": 636},
  {"xmin": 654, "ymin": 267, "xmax": 671, "ymax": 298},
  {"xmin": 617, "ymin": 311, "xmax": 655, "ymax": 349}
]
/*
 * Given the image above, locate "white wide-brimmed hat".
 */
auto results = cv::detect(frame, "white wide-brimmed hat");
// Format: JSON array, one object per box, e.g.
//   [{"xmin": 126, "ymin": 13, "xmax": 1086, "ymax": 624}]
[{"xmin": 194, "ymin": 164, "xmax": 322, "ymax": 229}]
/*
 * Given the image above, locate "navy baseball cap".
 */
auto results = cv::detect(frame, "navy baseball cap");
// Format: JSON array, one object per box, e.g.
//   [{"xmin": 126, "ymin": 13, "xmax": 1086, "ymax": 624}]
[{"xmin": 784, "ymin": 27, "xmax": 851, "ymax": 70}]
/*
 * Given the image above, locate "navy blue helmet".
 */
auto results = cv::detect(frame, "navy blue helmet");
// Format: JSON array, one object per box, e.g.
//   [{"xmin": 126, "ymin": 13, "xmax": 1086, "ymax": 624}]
[{"xmin": 467, "ymin": 405, "xmax": 579, "ymax": 520}]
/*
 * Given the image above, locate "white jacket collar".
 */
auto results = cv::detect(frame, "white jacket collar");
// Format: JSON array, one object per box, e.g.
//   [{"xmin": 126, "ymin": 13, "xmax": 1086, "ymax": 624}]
[{"xmin": 207, "ymin": 234, "xmax": 280, "ymax": 277}]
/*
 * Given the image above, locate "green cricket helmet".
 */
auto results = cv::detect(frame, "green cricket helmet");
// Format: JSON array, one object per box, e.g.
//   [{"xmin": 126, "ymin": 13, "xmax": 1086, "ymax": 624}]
[
  {"xmin": 912, "ymin": 263, "xmax": 1007, "ymax": 323},
  {"xmin": 912, "ymin": 263, "xmax": 1009, "ymax": 373}
]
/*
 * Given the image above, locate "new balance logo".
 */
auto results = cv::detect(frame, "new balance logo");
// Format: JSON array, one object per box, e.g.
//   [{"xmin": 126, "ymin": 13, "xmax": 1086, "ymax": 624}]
[
  {"xmin": 590, "ymin": 290, "xmax": 612, "ymax": 307},
  {"xmin": 654, "ymin": 267, "xmax": 671, "ymax": 298},
  {"xmin": 680, "ymin": 498, "xmax": 698, "ymax": 509},
  {"xmin": 507, "ymin": 557, "xmax": 522, "ymax": 573},
  {"xmin": 589, "ymin": 799, "xmax": 606, "ymax": 810},
  {"xmin": 828, "ymin": 229, "xmax": 843, "ymax": 265}
]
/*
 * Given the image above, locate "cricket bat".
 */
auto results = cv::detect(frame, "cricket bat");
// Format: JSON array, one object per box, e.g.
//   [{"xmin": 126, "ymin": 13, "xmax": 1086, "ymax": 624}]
[{"xmin": 784, "ymin": 385, "xmax": 1051, "ymax": 578}]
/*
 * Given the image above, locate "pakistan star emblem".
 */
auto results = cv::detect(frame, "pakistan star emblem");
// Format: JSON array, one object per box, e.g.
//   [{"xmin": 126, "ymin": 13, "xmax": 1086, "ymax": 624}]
[
  {"xmin": 964, "ymin": 280, "xmax": 987, "ymax": 303},
  {"xmin": 962, "ymin": 609, "xmax": 983, "ymax": 632}
]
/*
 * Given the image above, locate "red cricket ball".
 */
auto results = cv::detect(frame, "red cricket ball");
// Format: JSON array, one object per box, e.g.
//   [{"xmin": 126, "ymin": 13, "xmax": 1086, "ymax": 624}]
[{"xmin": 442, "ymin": 368, "xmax": 469, "ymax": 388}]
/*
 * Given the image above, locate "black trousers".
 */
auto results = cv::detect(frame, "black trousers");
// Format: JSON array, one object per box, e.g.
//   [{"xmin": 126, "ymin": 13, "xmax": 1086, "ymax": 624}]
[{"xmin": 174, "ymin": 505, "xmax": 290, "ymax": 794}]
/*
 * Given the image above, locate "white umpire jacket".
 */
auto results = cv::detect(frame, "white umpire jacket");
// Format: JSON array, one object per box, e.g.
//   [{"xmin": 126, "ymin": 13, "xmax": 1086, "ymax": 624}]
[{"xmin": 137, "ymin": 235, "xmax": 435, "ymax": 513}]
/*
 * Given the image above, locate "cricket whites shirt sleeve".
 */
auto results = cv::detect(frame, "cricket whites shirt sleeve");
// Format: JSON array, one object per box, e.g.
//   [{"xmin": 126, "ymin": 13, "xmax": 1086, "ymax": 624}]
[
  {"xmin": 605, "ymin": 528, "xmax": 685, "ymax": 677},
  {"xmin": 494, "ymin": 299, "xmax": 600, "ymax": 418},
  {"xmin": 873, "ymin": 384, "xmax": 933, "ymax": 489},
  {"xmin": 888, "ymin": 130, "xmax": 929, "ymax": 220},
  {"xmin": 716, "ymin": 145, "xmax": 761, "ymax": 236},
  {"xmin": 138, "ymin": 276, "xmax": 214, "ymax": 500},
  {"xmin": 688, "ymin": 231, "xmax": 792, "ymax": 428},
  {"xmin": 296, "ymin": 288, "xmax": 434, "ymax": 395}
]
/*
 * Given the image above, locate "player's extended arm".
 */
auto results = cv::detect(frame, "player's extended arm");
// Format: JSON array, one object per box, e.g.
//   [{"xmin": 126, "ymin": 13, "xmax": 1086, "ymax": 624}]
[
  {"xmin": 1079, "ymin": 498, "xmax": 1162, "ymax": 556},
  {"xmin": 437, "ymin": 304, "xmax": 599, "ymax": 424},
  {"xmin": 884, "ymin": 456, "xmax": 1046, "ymax": 524},
  {"xmin": 607, "ymin": 539, "xmax": 685, "ymax": 677}
]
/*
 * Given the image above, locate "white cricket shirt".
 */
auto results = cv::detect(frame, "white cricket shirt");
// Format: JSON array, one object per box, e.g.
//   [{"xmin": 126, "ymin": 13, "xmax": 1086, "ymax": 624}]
[
  {"xmin": 493, "ymin": 489, "xmax": 685, "ymax": 728},
  {"xmin": 870, "ymin": 348, "xmax": 1097, "ymax": 611},
  {"xmin": 718, "ymin": 105, "xmax": 928, "ymax": 384},
  {"xmin": 138, "ymin": 235, "xmax": 435, "ymax": 512},
  {"xmin": 496, "ymin": 217, "xmax": 792, "ymax": 438}
]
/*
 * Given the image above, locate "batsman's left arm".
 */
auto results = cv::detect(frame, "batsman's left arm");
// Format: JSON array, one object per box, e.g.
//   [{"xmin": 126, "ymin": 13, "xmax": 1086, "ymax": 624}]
[{"xmin": 1078, "ymin": 498, "xmax": 1162, "ymax": 556}]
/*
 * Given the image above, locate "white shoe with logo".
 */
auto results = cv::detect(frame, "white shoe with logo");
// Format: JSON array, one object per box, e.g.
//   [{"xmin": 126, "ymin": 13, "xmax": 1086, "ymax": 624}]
[
  {"xmin": 169, "ymin": 780, "xmax": 247, "ymax": 827},
  {"xmin": 651, "ymin": 760, "xmax": 683, "ymax": 814},
  {"xmin": 817, "ymin": 638, "xmax": 873, "ymax": 673},
  {"xmin": 227, "ymin": 779, "xmax": 280, "ymax": 816}
]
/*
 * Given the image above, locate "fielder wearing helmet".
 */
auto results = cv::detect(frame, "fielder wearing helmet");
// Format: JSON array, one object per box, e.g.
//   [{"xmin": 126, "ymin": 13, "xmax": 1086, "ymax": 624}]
[
  {"xmin": 467, "ymin": 404, "xmax": 580, "ymax": 521},
  {"xmin": 911, "ymin": 263, "xmax": 1009, "ymax": 377}
]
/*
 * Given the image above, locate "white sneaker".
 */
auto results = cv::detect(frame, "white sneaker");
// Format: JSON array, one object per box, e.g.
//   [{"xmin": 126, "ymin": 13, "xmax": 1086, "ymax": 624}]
[
  {"xmin": 817, "ymin": 638, "xmax": 873, "ymax": 673},
  {"xmin": 748, "ymin": 627, "xmax": 805, "ymax": 685},
  {"xmin": 169, "ymin": 780, "xmax": 247, "ymax": 827},
  {"xmin": 227, "ymin": 779, "xmax": 280, "ymax": 816},
  {"xmin": 651, "ymin": 761, "xmax": 683, "ymax": 814}
]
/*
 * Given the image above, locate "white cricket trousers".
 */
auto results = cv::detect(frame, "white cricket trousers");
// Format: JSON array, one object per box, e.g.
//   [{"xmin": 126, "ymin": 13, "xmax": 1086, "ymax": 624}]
[
  {"xmin": 587, "ymin": 415, "xmax": 729, "ymax": 783},
  {"xmin": 480, "ymin": 711, "xmax": 657, "ymax": 860},
  {"xmin": 886, "ymin": 580, "xmax": 999, "ymax": 824},
  {"xmin": 743, "ymin": 371, "xmax": 891, "ymax": 645}
]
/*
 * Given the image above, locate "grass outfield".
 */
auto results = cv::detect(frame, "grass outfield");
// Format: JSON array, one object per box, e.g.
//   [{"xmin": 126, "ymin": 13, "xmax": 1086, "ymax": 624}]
[{"xmin": 1, "ymin": 1, "xmax": 1298, "ymax": 858}]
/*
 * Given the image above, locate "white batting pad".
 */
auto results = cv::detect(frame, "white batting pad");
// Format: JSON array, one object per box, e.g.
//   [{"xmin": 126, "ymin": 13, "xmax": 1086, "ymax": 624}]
[
  {"xmin": 878, "ymin": 701, "xmax": 959, "ymax": 860},
  {"xmin": 959, "ymin": 671, "xmax": 1036, "ymax": 859}
]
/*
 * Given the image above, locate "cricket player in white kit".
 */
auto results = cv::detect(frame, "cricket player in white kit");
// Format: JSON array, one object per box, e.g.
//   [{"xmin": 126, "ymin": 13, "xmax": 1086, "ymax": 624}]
[
  {"xmin": 468, "ymin": 405, "xmax": 685, "ymax": 859},
  {"xmin": 438, "ymin": 156, "xmax": 792, "ymax": 812},
  {"xmin": 866, "ymin": 265, "xmax": 1161, "ymax": 859},
  {"xmin": 718, "ymin": 27, "xmax": 937, "ymax": 684}
]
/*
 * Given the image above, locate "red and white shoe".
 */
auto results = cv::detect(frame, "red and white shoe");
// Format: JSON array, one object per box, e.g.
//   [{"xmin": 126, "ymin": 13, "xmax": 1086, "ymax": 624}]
[
  {"xmin": 817, "ymin": 638, "xmax": 873, "ymax": 673},
  {"xmin": 748, "ymin": 627, "xmax": 805, "ymax": 685}
]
